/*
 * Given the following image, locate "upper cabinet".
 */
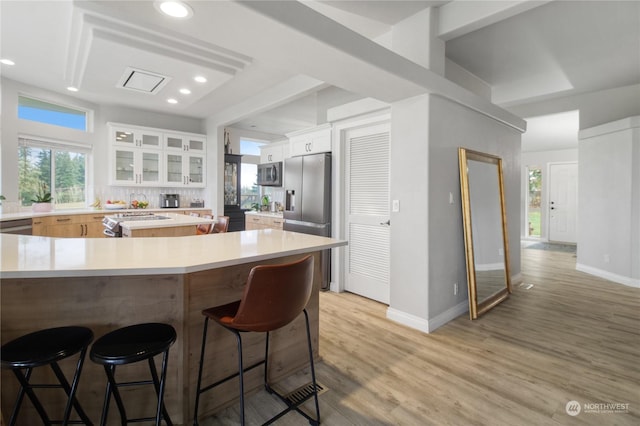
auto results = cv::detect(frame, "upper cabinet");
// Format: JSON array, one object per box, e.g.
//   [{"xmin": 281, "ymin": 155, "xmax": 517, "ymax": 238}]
[
  {"xmin": 287, "ymin": 124, "xmax": 331, "ymax": 157},
  {"xmin": 108, "ymin": 123, "xmax": 206, "ymax": 187},
  {"xmin": 260, "ymin": 140, "xmax": 288, "ymax": 163},
  {"xmin": 164, "ymin": 133, "xmax": 206, "ymax": 154},
  {"xmin": 111, "ymin": 126, "xmax": 163, "ymax": 150}
]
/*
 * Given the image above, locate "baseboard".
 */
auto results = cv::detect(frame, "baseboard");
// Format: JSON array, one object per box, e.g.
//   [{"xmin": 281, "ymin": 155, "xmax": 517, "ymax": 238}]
[
  {"xmin": 575, "ymin": 263, "xmax": 640, "ymax": 288},
  {"xmin": 386, "ymin": 300, "xmax": 468, "ymax": 334},
  {"xmin": 511, "ymin": 273, "xmax": 523, "ymax": 285}
]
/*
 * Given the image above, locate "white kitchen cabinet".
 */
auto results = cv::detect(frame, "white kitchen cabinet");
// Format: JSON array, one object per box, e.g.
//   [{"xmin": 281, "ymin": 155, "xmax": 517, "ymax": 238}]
[
  {"xmin": 260, "ymin": 141, "xmax": 287, "ymax": 163},
  {"xmin": 110, "ymin": 125, "xmax": 163, "ymax": 150},
  {"xmin": 111, "ymin": 146, "xmax": 163, "ymax": 186},
  {"xmin": 287, "ymin": 124, "xmax": 331, "ymax": 157},
  {"xmin": 108, "ymin": 123, "xmax": 206, "ymax": 187},
  {"xmin": 164, "ymin": 152, "xmax": 206, "ymax": 187},
  {"xmin": 164, "ymin": 133, "xmax": 206, "ymax": 154}
]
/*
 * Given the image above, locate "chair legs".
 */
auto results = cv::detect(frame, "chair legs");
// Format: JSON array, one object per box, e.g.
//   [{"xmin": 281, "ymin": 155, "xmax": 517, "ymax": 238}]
[
  {"xmin": 193, "ymin": 309, "xmax": 320, "ymax": 425},
  {"xmin": 8, "ymin": 347, "xmax": 93, "ymax": 426},
  {"xmin": 99, "ymin": 352, "xmax": 173, "ymax": 426}
]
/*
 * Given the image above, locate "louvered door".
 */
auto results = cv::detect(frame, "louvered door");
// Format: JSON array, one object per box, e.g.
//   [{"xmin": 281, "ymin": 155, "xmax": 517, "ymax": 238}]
[{"xmin": 345, "ymin": 123, "xmax": 391, "ymax": 304}]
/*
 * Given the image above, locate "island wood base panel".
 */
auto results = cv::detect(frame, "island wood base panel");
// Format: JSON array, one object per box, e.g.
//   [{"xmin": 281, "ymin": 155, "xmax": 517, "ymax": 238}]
[{"xmin": 0, "ymin": 252, "xmax": 320, "ymax": 425}]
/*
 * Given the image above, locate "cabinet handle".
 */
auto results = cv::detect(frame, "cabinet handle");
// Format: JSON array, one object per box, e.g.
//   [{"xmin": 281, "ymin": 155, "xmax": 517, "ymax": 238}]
[{"xmin": 56, "ymin": 218, "xmax": 71, "ymax": 222}]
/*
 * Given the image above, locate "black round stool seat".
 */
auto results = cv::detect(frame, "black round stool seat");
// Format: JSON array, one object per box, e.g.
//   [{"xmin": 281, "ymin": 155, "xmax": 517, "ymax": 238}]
[
  {"xmin": 2, "ymin": 326, "xmax": 93, "ymax": 368},
  {"xmin": 91, "ymin": 323, "xmax": 176, "ymax": 365}
]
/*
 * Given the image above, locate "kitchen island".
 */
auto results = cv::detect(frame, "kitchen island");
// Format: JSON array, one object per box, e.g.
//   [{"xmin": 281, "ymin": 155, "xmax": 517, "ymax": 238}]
[
  {"xmin": 0, "ymin": 230, "xmax": 345, "ymax": 425},
  {"xmin": 104, "ymin": 212, "xmax": 214, "ymax": 237}
]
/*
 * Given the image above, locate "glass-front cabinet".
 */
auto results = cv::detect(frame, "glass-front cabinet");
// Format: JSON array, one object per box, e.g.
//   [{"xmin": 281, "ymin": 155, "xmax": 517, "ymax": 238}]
[
  {"xmin": 224, "ymin": 154, "xmax": 244, "ymax": 231},
  {"xmin": 108, "ymin": 123, "xmax": 206, "ymax": 187},
  {"xmin": 164, "ymin": 133, "xmax": 206, "ymax": 154},
  {"xmin": 111, "ymin": 126, "xmax": 162, "ymax": 150},
  {"xmin": 224, "ymin": 155, "xmax": 242, "ymax": 207},
  {"xmin": 112, "ymin": 147, "xmax": 162, "ymax": 186},
  {"xmin": 164, "ymin": 152, "xmax": 205, "ymax": 187}
]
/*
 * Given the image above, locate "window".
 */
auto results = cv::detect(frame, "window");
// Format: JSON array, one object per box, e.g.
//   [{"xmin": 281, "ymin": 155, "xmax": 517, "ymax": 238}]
[
  {"xmin": 19, "ymin": 138, "xmax": 89, "ymax": 209},
  {"xmin": 239, "ymin": 139, "xmax": 265, "ymax": 209},
  {"xmin": 527, "ymin": 166, "xmax": 542, "ymax": 237},
  {"xmin": 18, "ymin": 96, "xmax": 88, "ymax": 131}
]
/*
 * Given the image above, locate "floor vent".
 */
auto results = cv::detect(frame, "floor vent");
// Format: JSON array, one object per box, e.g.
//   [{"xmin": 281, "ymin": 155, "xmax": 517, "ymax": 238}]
[{"xmin": 282, "ymin": 382, "xmax": 328, "ymax": 406}]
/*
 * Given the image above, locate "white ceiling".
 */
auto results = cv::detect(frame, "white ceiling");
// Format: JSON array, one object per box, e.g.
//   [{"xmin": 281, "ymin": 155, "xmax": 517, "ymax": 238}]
[{"xmin": 1, "ymin": 0, "xmax": 638, "ymax": 149}]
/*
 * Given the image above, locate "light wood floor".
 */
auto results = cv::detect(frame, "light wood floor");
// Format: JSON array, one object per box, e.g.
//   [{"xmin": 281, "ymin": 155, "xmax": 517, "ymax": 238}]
[{"xmin": 202, "ymin": 249, "xmax": 640, "ymax": 425}]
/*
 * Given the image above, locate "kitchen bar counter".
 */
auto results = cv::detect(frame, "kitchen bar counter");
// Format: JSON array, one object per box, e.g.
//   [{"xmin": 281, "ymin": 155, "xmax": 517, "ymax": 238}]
[
  {"xmin": 0, "ymin": 229, "xmax": 342, "ymax": 279},
  {"xmin": 1, "ymin": 231, "xmax": 346, "ymax": 425}
]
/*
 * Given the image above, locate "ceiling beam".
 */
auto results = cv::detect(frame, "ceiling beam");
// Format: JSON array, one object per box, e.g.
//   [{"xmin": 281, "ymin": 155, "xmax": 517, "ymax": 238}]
[{"xmin": 438, "ymin": 0, "xmax": 553, "ymax": 41}]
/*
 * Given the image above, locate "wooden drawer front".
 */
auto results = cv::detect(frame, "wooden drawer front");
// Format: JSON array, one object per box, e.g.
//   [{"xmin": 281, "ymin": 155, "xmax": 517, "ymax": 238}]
[{"xmin": 39, "ymin": 215, "xmax": 83, "ymax": 226}]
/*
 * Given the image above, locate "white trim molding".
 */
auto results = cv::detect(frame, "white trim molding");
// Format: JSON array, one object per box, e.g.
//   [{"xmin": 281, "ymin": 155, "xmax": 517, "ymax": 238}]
[
  {"xmin": 387, "ymin": 300, "xmax": 468, "ymax": 334},
  {"xmin": 576, "ymin": 263, "xmax": 640, "ymax": 288}
]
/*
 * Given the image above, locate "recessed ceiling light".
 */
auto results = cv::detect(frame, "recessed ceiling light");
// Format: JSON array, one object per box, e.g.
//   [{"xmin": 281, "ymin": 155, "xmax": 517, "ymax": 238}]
[
  {"xmin": 167, "ymin": 98, "xmax": 178, "ymax": 104},
  {"xmin": 0, "ymin": 59, "xmax": 15, "ymax": 66},
  {"xmin": 194, "ymin": 76, "xmax": 207, "ymax": 83},
  {"xmin": 67, "ymin": 86, "xmax": 79, "ymax": 92},
  {"xmin": 155, "ymin": 1, "xmax": 193, "ymax": 19},
  {"xmin": 179, "ymin": 88, "xmax": 191, "ymax": 95}
]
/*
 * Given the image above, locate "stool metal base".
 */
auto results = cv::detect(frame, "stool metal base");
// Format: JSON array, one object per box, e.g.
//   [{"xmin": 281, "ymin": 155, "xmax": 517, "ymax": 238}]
[
  {"xmin": 1, "ymin": 326, "xmax": 94, "ymax": 426},
  {"xmin": 193, "ymin": 309, "xmax": 320, "ymax": 426}
]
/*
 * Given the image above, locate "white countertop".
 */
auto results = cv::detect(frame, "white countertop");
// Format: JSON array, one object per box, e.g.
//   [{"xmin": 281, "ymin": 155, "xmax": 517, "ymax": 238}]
[
  {"xmin": 0, "ymin": 230, "xmax": 346, "ymax": 279},
  {"xmin": 114, "ymin": 212, "xmax": 213, "ymax": 230},
  {"xmin": 0, "ymin": 207, "xmax": 211, "ymax": 222},
  {"xmin": 245, "ymin": 211, "xmax": 284, "ymax": 218}
]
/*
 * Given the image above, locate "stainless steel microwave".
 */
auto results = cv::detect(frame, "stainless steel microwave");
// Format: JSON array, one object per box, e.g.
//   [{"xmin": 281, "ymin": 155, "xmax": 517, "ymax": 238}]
[{"xmin": 257, "ymin": 162, "xmax": 282, "ymax": 186}]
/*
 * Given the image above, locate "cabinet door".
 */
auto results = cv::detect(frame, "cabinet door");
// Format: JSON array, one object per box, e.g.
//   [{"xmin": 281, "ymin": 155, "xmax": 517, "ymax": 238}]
[
  {"xmin": 289, "ymin": 127, "xmax": 331, "ymax": 157},
  {"xmin": 260, "ymin": 144, "xmax": 284, "ymax": 163},
  {"xmin": 187, "ymin": 154, "xmax": 205, "ymax": 187},
  {"xmin": 165, "ymin": 134, "xmax": 206, "ymax": 154},
  {"xmin": 224, "ymin": 158, "xmax": 239, "ymax": 206},
  {"xmin": 165, "ymin": 153, "xmax": 184, "ymax": 186},
  {"xmin": 112, "ymin": 126, "xmax": 162, "ymax": 149},
  {"xmin": 113, "ymin": 148, "xmax": 136, "ymax": 184},
  {"xmin": 112, "ymin": 148, "xmax": 161, "ymax": 186}
]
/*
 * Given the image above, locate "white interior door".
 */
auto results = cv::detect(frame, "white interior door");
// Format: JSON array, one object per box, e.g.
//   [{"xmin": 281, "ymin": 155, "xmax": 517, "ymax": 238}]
[
  {"xmin": 344, "ymin": 123, "xmax": 391, "ymax": 304},
  {"xmin": 549, "ymin": 163, "xmax": 578, "ymax": 243}
]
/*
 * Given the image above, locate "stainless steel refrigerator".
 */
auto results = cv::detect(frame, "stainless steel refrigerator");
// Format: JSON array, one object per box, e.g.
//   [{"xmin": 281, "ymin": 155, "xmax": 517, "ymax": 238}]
[{"xmin": 284, "ymin": 152, "xmax": 331, "ymax": 288}]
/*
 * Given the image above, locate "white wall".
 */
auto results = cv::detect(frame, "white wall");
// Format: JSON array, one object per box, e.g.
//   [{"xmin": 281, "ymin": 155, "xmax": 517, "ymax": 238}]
[
  {"xmin": 520, "ymin": 148, "xmax": 578, "ymax": 240},
  {"xmin": 388, "ymin": 93, "xmax": 522, "ymax": 332},
  {"xmin": 577, "ymin": 116, "xmax": 640, "ymax": 287},
  {"xmin": 427, "ymin": 95, "xmax": 521, "ymax": 321}
]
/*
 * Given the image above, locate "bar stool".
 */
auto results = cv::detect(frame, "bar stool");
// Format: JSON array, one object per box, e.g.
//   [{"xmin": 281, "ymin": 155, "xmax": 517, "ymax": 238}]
[
  {"xmin": 90, "ymin": 323, "xmax": 176, "ymax": 426},
  {"xmin": 1, "ymin": 326, "xmax": 94, "ymax": 426},
  {"xmin": 193, "ymin": 254, "xmax": 320, "ymax": 426}
]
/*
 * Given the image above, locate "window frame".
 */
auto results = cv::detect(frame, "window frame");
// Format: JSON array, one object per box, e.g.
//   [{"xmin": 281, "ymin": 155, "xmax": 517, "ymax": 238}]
[
  {"xmin": 18, "ymin": 94, "xmax": 93, "ymax": 132},
  {"xmin": 18, "ymin": 136, "xmax": 92, "ymax": 211}
]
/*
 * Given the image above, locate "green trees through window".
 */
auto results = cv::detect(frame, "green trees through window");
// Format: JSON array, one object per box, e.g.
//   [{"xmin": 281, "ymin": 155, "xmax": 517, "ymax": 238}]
[{"xmin": 19, "ymin": 143, "xmax": 86, "ymax": 208}]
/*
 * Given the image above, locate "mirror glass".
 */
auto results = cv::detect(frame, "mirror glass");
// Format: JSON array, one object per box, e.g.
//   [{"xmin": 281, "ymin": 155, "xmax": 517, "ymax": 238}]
[{"xmin": 458, "ymin": 148, "xmax": 511, "ymax": 319}]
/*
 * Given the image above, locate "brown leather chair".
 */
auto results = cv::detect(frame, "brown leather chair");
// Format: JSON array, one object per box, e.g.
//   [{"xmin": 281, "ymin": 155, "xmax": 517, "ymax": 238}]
[
  {"xmin": 212, "ymin": 216, "xmax": 229, "ymax": 233},
  {"xmin": 196, "ymin": 214, "xmax": 213, "ymax": 235},
  {"xmin": 193, "ymin": 255, "xmax": 320, "ymax": 426}
]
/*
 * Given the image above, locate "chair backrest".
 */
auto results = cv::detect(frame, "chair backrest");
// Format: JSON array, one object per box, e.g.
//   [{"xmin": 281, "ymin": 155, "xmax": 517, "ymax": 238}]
[
  {"xmin": 231, "ymin": 255, "xmax": 314, "ymax": 332},
  {"xmin": 196, "ymin": 214, "xmax": 214, "ymax": 235},
  {"xmin": 212, "ymin": 216, "xmax": 229, "ymax": 233}
]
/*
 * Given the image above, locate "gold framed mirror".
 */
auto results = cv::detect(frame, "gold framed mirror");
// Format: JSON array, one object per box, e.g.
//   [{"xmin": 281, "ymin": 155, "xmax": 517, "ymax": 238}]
[{"xmin": 458, "ymin": 148, "xmax": 512, "ymax": 319}]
